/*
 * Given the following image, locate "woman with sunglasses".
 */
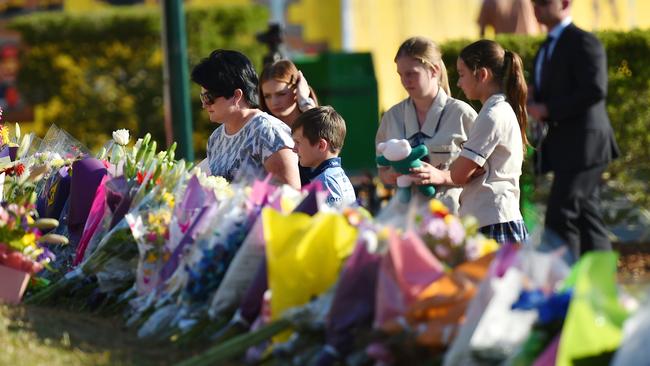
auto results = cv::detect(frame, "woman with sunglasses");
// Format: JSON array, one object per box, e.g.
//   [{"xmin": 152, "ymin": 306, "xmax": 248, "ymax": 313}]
[
  {"xmin": 192, "ymin": 49, "xmax": 301, "ymax": 189},
  {"xmin": 259, "ymin": 59, "xmax": 318, "ymax": 185}
]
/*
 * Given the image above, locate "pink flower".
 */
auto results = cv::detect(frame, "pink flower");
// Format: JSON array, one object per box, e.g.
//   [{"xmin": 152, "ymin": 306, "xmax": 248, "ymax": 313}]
[
  {"xmin": 464, "ymin": 237, "xmax": 481, "ymax": 260},
  {"xmin": 179, "ymin": 221, "xmax": 191, "ymax": 234},
  {"xmin": 434, "ymin": 244, "xmax": 450, "ymax": 259},
  {"xmin": 146, "ymin": 232, "xmax": 158, "ymax": 243}
]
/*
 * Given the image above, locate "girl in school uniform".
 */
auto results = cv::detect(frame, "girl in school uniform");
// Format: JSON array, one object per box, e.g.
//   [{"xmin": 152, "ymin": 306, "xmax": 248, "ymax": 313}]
[
  {"xmin": 411, "ymin": 39, "xmax": 529, "ymax": 244},
  {"xmin": 376, "ymin": 36, "xmax": 478, "ymax": 214}
]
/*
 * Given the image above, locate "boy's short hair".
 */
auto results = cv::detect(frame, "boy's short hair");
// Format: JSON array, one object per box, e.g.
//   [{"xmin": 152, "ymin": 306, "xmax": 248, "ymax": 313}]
[
  {"xmin": 191, "ymin": 49, "xmax": 259, "ymax": 108},
  {"xmin": 292, "ymin": 106, "xmax": 346, "ymax": 153}
]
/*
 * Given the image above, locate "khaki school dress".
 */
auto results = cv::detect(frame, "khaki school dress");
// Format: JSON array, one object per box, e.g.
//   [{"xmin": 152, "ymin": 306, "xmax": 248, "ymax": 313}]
[{"xmin": 376, "ymin": 90, "xmax": 477, "ymax": 214}]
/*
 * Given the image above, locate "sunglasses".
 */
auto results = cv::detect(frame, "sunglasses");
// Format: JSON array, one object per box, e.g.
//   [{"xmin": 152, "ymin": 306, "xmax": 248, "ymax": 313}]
[{"xmin": 199, "ymin": 90, "xmax": 220, "ymax": 105}]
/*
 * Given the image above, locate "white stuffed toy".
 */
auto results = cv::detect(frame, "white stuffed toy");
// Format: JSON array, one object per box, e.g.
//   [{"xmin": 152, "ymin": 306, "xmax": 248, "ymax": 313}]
[{"xmin": 376, "ymin": 139, "xmax": 436, "ymax": 202}]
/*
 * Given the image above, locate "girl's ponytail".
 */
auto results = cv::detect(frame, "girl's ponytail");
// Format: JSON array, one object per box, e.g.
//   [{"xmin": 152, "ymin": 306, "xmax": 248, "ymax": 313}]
[
  {"xmin": 459, "ymin": 40, "xmax": 529, "ymax": 155},
  {"xmin": 503, "ymin": 50, "xmax": 529, "ymax": 153}
]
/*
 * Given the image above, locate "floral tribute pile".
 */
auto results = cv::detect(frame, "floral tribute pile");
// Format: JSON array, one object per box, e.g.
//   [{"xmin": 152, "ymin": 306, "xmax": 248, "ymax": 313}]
[{"xmin": 0, "ymin": 117, "xmax": 643, "ymax": 366}]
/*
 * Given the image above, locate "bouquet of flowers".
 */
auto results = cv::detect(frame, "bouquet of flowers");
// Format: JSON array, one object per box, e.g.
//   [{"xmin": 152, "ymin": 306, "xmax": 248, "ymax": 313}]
[
  {"xmin": 25, "ymin": 130, "xmax": 189, "ymax": 306},
  {"xmin": 417, "ymin": 199, "xmax": 498, "ymax": 268},
  {"xmin": 0, "ymin": 120, "xmax": 45, "ymax": 205},
  {"xmin": 131, "ymin": 171, "xmax": 239, "ymax": 339},
  {"xmin": 0, "ymin": 203, "xmax": 64, "ymax": 275},
  {"xmin": 127, "ymin": 196, "xmax": 174, "ymax": 296},
  {"xmin": 33, "ymin": 124, "xmax": 89, "ymax": 221}
]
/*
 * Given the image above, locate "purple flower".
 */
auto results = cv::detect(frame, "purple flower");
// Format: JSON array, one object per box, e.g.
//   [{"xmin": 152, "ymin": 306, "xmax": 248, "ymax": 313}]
[
  {"xmin": 447, "ymin": 218, "xmax": 466, "ymax": 246},
  {"xmin": 36, "ymin": 245, "xmax": 56, "ymax": 263},
  {"xmin": 425, "ymin": 217, "xmax": 447, "ymax": 239}
]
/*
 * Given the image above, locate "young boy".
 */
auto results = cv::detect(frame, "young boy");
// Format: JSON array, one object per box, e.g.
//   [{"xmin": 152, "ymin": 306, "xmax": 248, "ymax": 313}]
[{"xmin": 291, "ymin": 106, "xmax": 357, "ymax": 207}]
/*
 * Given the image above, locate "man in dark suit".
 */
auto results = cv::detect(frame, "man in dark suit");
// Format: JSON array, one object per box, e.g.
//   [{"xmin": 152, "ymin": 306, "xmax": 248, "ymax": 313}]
[{"xmin": 528, "ymin": 0, "xmax": 619, "ymax": 263}]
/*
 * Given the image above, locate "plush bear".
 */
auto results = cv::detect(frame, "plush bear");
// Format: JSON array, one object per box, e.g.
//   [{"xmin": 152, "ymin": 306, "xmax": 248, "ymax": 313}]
[{"xmin": 376, "ymin": 139, "xmax": 436, "ymax": 203}]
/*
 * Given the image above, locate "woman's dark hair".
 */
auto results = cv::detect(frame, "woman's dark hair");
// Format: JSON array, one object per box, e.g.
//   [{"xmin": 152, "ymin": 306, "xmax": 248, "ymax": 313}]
[
  {"xmin": 459, "ymin": 40, "xmax": 529, "ymax": 153},
  {"xmin": 259, "ymin": 59, "xmax": 319, "ymax": 114},
  {"xmin": 191, "ymin": 49, "xmax": 260, "ymax": 108}
]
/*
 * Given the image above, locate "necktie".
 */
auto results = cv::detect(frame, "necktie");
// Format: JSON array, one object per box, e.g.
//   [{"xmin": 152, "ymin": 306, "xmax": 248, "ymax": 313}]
[
  {"xmin": 543, "ymin": 35, "xmax": 554, "ymax": 60},
  {"xmin": 536, "ymin": 36, "xmax": 554, "ymax": 93}
]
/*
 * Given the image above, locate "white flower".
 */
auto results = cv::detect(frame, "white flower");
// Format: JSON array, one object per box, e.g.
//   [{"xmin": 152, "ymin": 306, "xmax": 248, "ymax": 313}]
[
  {"xmin": 194, "ymin": 169, "xmax": 233, "ymax": 200},
  {"xmin": 112, "ymin": 129, "xmax": 130, "ymax": 146}
]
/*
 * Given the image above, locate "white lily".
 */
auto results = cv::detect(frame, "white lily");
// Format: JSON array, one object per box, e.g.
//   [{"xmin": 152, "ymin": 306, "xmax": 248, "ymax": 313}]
[{"xmin": 112, "ymin": 129, "xmax": 130, "ymax": 146}]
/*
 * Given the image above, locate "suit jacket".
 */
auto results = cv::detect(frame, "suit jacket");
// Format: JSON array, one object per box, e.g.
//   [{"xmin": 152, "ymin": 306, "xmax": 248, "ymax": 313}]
[{"xmin": 533, "ymin": 23, "xmax": 619, "ymax": 173}]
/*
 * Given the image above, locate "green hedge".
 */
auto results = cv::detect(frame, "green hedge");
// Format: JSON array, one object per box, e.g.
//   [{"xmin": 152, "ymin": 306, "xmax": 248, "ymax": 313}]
[
  {"xmin": 440, "ymin": 30, "xmax": 650, "ymax": 209},
  {"xmin": 9, "ymin": 4, "xmax": 268, "ymax": 157}
]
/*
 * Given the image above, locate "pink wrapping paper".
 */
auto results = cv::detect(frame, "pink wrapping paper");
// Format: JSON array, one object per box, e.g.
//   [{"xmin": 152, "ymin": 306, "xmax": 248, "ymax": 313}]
[{"xmin": 73, "ymin": 175, "xmax": 109, "ymax": 265}]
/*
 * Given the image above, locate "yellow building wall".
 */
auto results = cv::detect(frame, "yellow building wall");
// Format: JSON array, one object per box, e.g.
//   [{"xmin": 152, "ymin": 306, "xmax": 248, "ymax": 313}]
[
  {"xmin": 61, "ymin": 0, "xmax": 650, "ymax": 113},
  {"xmin": 291, "ymin": 0, "xmax": 650, "ymax": 112},
  {"xmin": 287, "ymin": 0, "xmax": 342, "ymax": 49},
  {"xmin": 347, "ymin": 0, "xmax": 482, "ymax": 112}
]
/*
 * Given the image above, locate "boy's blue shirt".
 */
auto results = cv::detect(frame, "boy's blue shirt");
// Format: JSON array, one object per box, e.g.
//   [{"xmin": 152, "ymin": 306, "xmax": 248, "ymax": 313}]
[{"xmin": 309, "ymin": 157, "xmax": 357, "ymax": 207}]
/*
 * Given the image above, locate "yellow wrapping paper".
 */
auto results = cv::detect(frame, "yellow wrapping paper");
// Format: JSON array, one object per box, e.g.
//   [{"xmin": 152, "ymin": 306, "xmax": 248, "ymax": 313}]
[{"xmin": 263, "ymin": 208, "xmax": 358, "ymax": 325}]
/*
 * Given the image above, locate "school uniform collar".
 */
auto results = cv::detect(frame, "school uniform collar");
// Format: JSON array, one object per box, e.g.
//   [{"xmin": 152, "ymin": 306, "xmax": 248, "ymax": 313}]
[
  {"xmin": 483, "ymin": 93, "xmax": 506, "ymax": 110},
  {"xmin": 308, "ymin": 157, "xmax": 342, "ymax": 180},
  {"xmin": 404, "ymin": 89, "xmax": 449, "ymax": 139}
]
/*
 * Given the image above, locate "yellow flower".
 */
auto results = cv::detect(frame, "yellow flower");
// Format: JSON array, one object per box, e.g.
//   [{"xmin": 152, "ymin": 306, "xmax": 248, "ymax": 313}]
[
  {"xmin": 0, "ymin": 124, "xmax": 9, "ymax": 145},
  {"xmin": 162, "ymin": 192, "xmax": 175, "ymax": 208},
  {"xmin": 19, "ymin": 232, "xmax": 37, "ymax": 249},
  {"xmin": 146, "ymin": 252, "xmax": 158, "ymax": 263},
  {"xmin": 428, "ymin": 199, "xmax": 449, "ymax": 216},
  {"xmin": 377, "ymin": 227, "xmax": 392, "ymax": 241},
  {"xmin": 147, "ymin": 212, "xmax": 157, "ymax": 226},
  {"xmin": 479, "ymin": 238, "xmax": 499, "ymax": 256},
  {"xmin": 444, "ymin": 214, "xmax": 458, "ymax": 225}
]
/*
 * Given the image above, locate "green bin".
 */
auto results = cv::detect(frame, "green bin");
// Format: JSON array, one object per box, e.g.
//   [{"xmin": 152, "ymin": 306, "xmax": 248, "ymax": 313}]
[{"xmin": 293, "ymin": 52, "xmax": 379, "ymax": 174}]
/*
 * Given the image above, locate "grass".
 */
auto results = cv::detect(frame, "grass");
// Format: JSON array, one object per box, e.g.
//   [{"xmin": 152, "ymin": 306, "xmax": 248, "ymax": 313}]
[{"xmin": 0, "ymin": 304, "xmax": 196, "ymax": 366}]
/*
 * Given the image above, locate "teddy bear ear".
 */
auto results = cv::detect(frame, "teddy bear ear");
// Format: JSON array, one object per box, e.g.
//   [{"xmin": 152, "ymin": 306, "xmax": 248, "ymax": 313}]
[
  {"xmin": 399, "ymin": 140, "xmax": 410, "ymax": 149},
  {"xmin": 377, "ymin": 142, "xmax": 385, "ymax": 152}
]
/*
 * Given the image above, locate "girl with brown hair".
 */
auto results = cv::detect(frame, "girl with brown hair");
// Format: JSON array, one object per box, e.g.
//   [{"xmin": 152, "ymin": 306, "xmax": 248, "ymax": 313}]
[
  {"xmin": 411, "ymin": 39, "xmax": 529, "ymax": 244},
  {"xmin": 259, "ymin": 60, "xmax": 319, "ymax": 185}
]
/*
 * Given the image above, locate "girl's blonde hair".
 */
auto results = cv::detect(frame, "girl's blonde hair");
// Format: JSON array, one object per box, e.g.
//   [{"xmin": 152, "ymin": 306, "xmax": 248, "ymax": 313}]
[{"xmin": 394, "ymin": 36, "xmax": 451, "ymax": 96}]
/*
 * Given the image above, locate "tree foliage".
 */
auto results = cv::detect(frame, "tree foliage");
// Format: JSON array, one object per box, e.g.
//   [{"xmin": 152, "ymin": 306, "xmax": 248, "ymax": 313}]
[{"xmin": 9, "ymin": 4, "xmax": 268, "ymax": 156}]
